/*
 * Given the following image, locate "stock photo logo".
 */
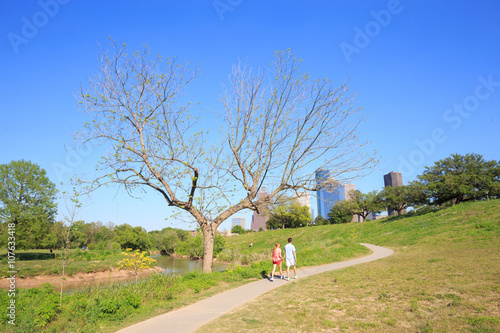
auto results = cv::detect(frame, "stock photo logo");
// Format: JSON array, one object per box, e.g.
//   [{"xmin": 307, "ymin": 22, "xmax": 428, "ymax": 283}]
[
  {"xmin": 52, "ymin": 141, "xmax": 94, "ymax": 182},
  {"xmin": 339, "ymin": 0, "xmax": 404, "ymax": 64},
  {"xmin": 7, "ymin": 0, "xmax": 70, "ymax": 54},
  {"xmin": 213, "ymin": 0, "xmax": 243, "ymax": 21},
  {"xmin": 398, "ymin": 74, "xmax": 499, "ymax": 176}
]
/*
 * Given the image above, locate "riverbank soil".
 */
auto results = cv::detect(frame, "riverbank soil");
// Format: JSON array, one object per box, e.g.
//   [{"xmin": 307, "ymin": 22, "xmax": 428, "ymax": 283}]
[{"xmin": 0, "ymin": 267, "xmax": 163, "ymax": 290}]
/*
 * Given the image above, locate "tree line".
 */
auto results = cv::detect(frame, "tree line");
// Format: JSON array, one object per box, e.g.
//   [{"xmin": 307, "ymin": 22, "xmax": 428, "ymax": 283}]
[
  {"xmin": 0, "ymin": 159, "xmax": 225, "ymax": 256},
  {"xmin": 265, "ymin": 153, "xmax": 500, "ymax": 228}
]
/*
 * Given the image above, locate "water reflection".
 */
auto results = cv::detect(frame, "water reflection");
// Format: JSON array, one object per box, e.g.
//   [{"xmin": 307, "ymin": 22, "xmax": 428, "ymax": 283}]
[
  {"xmin": 61, "ymin": 255, "xmax": 229, "ymax": 293},
  {"xmin": 155, "ymin": 255, "xmax": 229, "ymax": 274}
]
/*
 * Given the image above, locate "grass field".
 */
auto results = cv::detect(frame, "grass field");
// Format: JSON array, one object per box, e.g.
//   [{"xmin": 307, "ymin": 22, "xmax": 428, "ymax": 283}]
[
  {"xmin": 198, "ymin": 200, "xmax": 500, "ymax": 332},
  {"xmin": 1, "ymin": 200, "xmax": 498, "ymax": 332}
]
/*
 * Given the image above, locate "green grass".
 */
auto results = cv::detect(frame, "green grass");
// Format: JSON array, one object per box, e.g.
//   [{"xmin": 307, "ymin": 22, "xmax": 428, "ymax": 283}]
[
  {"xmin": 0, "ymin": 249, "xmax": 126, "ymax": 278},
  {"xmin": 2, "ymin": 199, "xmax": 499, "ymax": 332},
  {"xmin": 198, "ymin": 199, "xmax": 500, "ymax": 332}
]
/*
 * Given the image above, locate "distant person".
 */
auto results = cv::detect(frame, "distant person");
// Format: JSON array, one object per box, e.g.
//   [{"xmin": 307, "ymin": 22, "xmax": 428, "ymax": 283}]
[
  {"xmin": 50, "ymin": 248, "xmax": 53, "ymax": 254},
  {"xmin": 249, "ymin": 242, "xmax": 253, "ymax": 247},
  {"xmin": 284, "ymin": 237, "xmax": 298, "ymax": 281},
  {"xmin": 270, "ymin": 242, "xmax": 284, "ymax": 282}
]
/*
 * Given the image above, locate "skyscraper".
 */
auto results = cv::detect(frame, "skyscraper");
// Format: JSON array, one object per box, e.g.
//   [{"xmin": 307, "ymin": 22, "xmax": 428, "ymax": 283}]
[
  {"xmin": 383, "ymin": 171, "xmax": 404, "ymax": 216},
  {"xmin": 231, "ymin": 217, "xmax": 245, "ymax": 230},
  {"xmin": 315, "ymin": 169, "xmax": 337, "ymax": 219},
  {"xmin": 251, "ymin": 187, "xmax": 269, "ymax": 231},
  {"xmin": 384, "ymin": 171, "xmax": 403, "ymax": 187},
  {"xmin": 293, "ymin": 191, "xmax": 311, "ymax": 209},
  {"xmin": 315, "ymin": 170, "xmax": 356, "ymax": 219}
]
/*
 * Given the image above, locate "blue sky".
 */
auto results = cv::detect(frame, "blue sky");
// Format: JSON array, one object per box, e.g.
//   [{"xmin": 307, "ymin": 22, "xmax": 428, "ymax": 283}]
[{"xmin": 1, "ymin": 0, "xmax": 499, "ymax": 232}]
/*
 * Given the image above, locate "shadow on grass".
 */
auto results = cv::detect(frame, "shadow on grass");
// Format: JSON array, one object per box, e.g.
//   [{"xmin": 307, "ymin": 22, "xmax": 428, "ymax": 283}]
[
  {"xmin": 12, "ymin": 253, "xmax": 56, "ymax": 261},
  {"xmin": 380, "ymin": 206, "xmax": 444, "ymax": 224}
]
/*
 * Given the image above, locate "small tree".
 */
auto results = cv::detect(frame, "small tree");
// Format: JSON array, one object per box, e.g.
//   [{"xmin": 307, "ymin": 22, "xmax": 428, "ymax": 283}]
[
  {"xmin": 380, "ymin": 185, "xmax": 409, "ymax": 216},
  {"xmin": 266, "ymin": 197, "xmax": 311, "ymax": 229},
  {"xmin": 58, "ymin": 192, "xmax": 84, "ymax": 308},
  {"xmin": 313, "ymin": 215, "xmax": 328, "ymax": 226},
  {"xmin": 328, "ymin": 200, "xmax": 354, "ymax": 224},
  {"xmin": 347, "ymin": 190, "xmax": 383, "ymax": 222},
  {"xmin": 117, "ymin": 248, "xmax": 157, "ymax": 289},
  {"xmin": 231, "ymin": 225, "xmax": 245, "ymax": 234}
]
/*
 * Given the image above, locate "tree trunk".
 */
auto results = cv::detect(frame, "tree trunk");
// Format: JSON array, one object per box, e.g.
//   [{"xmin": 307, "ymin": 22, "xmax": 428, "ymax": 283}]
[{"xmin": 201, "ymin": 223, "xmax": 215, "ymax": 273}]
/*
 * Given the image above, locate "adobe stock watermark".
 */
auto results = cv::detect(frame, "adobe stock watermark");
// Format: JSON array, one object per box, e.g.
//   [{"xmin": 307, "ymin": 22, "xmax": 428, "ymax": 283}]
[
  {"xmin": 52, "ymin": 141, "xmax": 95, "ymax": 182},
  {"xmin": 213, "ymin": 0, "xmax": 243, "ymax": 21},
  {"xmin": 7, "ymin": 0, "xmax": 70, "ymax": 54},
  {"xmin": 339, "ymin": 0, "xmax": 404, "ymax": 64},
  {"xmin": 6, "ymin": 223, "xmax": 16, "ymax": 325},
  {"xmin": 398, "ymin": 74, "xmax": 499, "ymax": 176}
]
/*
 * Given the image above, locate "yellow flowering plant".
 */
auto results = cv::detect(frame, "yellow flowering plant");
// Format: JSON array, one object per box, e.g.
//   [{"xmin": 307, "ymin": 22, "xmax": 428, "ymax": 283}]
[{"xmin": 117, "ymin": 248, "xmax": 157, "ymax": 287}]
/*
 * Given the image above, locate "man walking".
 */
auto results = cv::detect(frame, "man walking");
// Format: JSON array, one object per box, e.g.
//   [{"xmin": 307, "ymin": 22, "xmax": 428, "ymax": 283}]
[{"xmin": 284, "ymin": 237, "xmax": 298, "ymax": 281}]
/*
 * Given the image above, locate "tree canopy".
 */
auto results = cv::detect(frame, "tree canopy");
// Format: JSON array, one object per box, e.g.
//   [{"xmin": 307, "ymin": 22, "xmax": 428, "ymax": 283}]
[
  {"xmin": 328, "ymin": 200, "xmax": 354, "ymax": 224},
  {"xmin": 266, "ymin": 197, "xmax": 311, "ymax": 229},
  {"xmin": 0, "ymin": 160, "xmax": 58, "ymax": 249},
  {"xmin": 417, "ymin": 153, "xmax": 500, "ymax": 205},
  {"xmin": 345, "ymin": 190, "xmax": 383, "ymax": 222}
]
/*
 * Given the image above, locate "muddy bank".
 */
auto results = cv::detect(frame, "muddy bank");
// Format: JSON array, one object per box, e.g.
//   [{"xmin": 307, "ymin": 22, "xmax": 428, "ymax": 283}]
[{"xmin": 0, "ymin": 266, "xmax": 164, "ymax": 290}]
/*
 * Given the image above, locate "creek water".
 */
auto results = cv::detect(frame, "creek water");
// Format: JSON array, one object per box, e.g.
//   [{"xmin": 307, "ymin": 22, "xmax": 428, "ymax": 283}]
[
  {"xmin": 154, "ymin": 255, "xmax": 229, "ymax": 274},
  {"xmin": 62, "ymin": 255, "xmax": 229, "ymax": 292}
]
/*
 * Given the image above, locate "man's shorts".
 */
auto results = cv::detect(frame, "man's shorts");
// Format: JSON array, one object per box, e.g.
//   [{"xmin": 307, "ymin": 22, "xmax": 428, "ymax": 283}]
[{"xmin": 286, "ymin": 258, "xmax": 296, "ymax": 267}]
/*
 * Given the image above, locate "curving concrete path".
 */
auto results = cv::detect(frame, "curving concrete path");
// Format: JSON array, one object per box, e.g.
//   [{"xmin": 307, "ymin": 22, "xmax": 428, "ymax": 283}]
[{"xmin": 115, "ymin": 243, "xmax": 393, "ymax": 333}]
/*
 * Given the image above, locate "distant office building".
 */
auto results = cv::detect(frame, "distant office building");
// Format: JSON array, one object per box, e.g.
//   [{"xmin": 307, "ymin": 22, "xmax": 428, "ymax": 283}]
[
  {"xmin": 315, "ymin": 169, "xmax": 356, "ymax": 220},
  {"xmin": 251, "ymin": 187, "xmax": 269, "ymax": 231},
  {"xmin": 231, "ymin": 217, "xmax": 245, "ymax": 230},
  {"xmin": 383, "ymin": 171, "xmax": 404, "ymax": 216},
  {"xmin": 315, "ymin": 169, "xmax": 338, "ymax": 219},
  {"xmin": 293, "ymin": 191, "xmax": 311, "ymax": 209},
  {"xmin": 293, "ymin": 191, "xmax": 313, "ymax": 223},
  {"xmin": 384, "ymin": 171, "xmax": 403, "ymax": 187}
]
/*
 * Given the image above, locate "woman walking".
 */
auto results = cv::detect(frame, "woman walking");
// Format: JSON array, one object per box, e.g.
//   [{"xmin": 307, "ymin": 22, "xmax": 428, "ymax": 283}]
[{"xmin": 270, "ymin": 242, "xmax": 284, "ymax": 281}]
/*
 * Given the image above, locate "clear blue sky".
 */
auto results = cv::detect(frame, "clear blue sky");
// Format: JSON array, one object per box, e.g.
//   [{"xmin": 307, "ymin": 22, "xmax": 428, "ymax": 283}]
[{"xmin": 1, "ymin": 0, "xmax": 499, "ymax": 232}]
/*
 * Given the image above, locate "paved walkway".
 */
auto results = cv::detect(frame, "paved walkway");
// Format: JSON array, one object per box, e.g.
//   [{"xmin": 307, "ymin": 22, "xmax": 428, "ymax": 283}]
[{"xmin": 115, "ymin": 243, "xmax": 393, "ymax": 333}]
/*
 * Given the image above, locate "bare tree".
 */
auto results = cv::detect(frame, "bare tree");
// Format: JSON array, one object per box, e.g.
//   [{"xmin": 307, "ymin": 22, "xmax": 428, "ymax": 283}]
[
  {"xmin": 58, "ymin": 191, "xmax": 83, "ymax": 307},
  {"xmin": 78, "ymin": 41, "xmax": 376, "ymax": 272}
]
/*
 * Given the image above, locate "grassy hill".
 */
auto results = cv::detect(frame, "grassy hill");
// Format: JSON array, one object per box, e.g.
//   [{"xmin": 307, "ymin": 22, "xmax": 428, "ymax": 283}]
[{"xmin": 201, "ymin": 199, "xmax": 500, "ymax": 332}]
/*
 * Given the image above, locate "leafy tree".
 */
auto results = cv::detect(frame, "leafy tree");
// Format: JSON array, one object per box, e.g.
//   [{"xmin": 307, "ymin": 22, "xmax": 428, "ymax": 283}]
[
  {"xmin": 114, "ymin": 224, "xmax": 151, "ymax": 250},
  {"xmin": 313, "ymin": 215, "xmax": 328, "ymax": 226},
  {"xmin": 266, "ymin": 198, "xmax": 311, "ymax": 229},
  {"xmin": 418, "ymin": 153, "xmax": 500, "ymax": 205},
  {"xmin": 328, "ymin": 200, "xmax": 354, "ymax": 224},
  {"xmin": 77, "ymin": 42, "xmax": 375, "ymax": 272},
  {"xmin": 231, "ymin": 225, "xmax": 245, "ymax": 234},
  {"xmin": 152, "ymin": 228, "xmax": 179, "ymax": 255},
  {"xmin": 0, "ymin": 160, "xmax": 58, "ymax": 249},
  {"xmin": 347, "ymin": 190, "xmax": 384, "ymax": 222},
  {"xmin": 69, "ymin": 220, "xmax": 88, "ymax": 248},
  {"xmin": 380, "ymin": 185, "xmax": 410, "ymax": 216},
  {"xmin": 117, "ymin": 249, "xmax": 157, "ymax": 290},
  {"xmin": 405, "ymin": 181, "xmax": 429, "ymax": 208}
]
